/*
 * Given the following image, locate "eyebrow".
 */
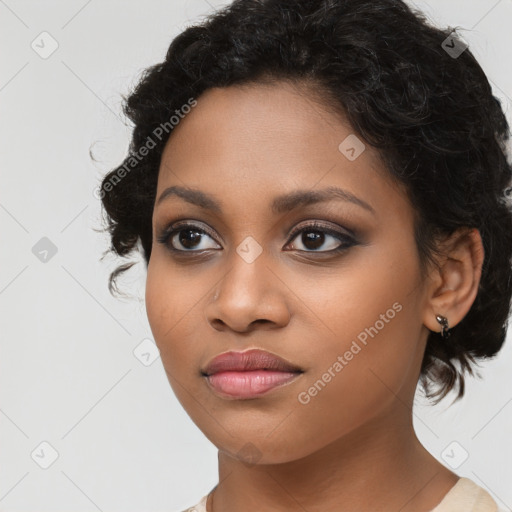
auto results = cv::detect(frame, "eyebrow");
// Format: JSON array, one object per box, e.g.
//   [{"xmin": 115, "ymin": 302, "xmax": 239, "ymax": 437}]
[{"xmin": 156, "ymin": 185, "xmax": 376, "ymax": 216}]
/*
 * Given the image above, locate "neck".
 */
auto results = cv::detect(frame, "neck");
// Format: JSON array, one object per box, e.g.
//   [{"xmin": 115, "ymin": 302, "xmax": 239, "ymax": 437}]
[{"xmin": 209, "ymin": 404, "xmax": 458, "ymax": 512}]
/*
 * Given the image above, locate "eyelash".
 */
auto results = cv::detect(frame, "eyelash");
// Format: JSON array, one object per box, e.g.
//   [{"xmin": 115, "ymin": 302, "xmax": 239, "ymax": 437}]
[{"xmin": 156, "ymin": 220, "xmax": 357, "ymax": 257}]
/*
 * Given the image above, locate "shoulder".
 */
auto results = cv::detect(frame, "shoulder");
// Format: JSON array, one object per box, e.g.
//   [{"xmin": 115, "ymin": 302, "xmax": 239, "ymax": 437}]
[
  {"xmin": 430, "ymin": 476, "xmax": 503, "ymax": 512},
  {"xmin": 176, "ymin": 493, "xmax": 208, "ymax": 512},
  {"xmin": 176, "ymin": 481, "xmax": 505, "ymax": 512}
]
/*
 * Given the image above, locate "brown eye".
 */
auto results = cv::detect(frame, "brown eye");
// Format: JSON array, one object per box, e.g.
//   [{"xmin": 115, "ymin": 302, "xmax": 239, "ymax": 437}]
[
  {"xmin": 157, "ymin": 223, "xmax": 221, "ymax": 252},
  {"xmin": 174, "ymin": 228, "xmax": 205, "ymax": 250},
  {"xmin": 286, "ymin": 221, "xmax": 355, "ymax": 253}
]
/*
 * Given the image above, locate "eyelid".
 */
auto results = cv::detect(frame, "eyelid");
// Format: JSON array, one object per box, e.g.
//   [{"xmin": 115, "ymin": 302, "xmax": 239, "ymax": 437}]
[{"xmin": 286, "ymin": 219, "xmax": 355, "ymax": 241}]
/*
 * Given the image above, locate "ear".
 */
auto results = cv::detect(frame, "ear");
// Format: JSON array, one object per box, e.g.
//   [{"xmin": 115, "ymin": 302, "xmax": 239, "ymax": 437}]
[{"xmin": 422, "ymin": 227, "xmax": 485, "ymax": 334}]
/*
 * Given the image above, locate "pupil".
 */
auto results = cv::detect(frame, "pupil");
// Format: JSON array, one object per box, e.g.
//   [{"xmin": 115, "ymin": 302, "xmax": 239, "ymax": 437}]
[
  {"xmin": 180, "ymin": 229, "xmax": 202, "ymax": 249},
  {"xmin": 303, "ymin": 231, "xmax": 324, "ymax": 249}
]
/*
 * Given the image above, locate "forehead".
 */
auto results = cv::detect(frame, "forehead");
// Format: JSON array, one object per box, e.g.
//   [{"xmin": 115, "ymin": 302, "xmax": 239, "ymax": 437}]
[
  {"xmin": 156, "ymin": 81, "xmax": 409, "ymax": 222},
  {"xmin": 161, "ymin": 80, "xmax": 382, "ymax": 168}
]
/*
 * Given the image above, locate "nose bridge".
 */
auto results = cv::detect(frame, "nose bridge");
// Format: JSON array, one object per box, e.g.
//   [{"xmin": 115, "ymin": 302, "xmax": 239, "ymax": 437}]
[
  {"xmin": 222, "ymin": 236, "xmax": 271, "ymax": 304},
  {"xmin": 205, "ymin": 236, "xmax": 290, "ymax": 331}
]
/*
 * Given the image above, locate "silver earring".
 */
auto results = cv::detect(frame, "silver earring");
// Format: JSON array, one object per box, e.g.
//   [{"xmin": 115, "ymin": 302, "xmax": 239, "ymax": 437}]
[{"xmin": 435, "ymin": 314, "xmax": 451, "ymax": 339}]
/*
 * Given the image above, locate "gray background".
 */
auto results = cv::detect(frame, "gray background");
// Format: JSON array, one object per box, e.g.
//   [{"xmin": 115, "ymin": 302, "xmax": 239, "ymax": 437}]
[{"xmin": 1, "ymin": 1, "xmax": 511, "ymax": 511}]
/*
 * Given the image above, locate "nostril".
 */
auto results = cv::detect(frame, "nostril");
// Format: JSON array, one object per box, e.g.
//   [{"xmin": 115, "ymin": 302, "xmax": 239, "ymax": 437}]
[{"xmin": 252, "ymin": 319, "xmax": 270, "ymax": 326}]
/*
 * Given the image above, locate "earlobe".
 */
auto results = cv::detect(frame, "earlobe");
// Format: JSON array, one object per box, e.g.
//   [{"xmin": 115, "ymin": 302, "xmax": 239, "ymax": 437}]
[
  {"xmin": 434, "ymin": 314, "xmax": 451, "ymax": 339},
  {"xmin": 422, "ymin": 227, "xmax": 484, "ymax": 335}
]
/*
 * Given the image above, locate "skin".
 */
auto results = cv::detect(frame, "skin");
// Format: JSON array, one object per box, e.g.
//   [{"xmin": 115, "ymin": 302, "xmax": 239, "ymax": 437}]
[{"xmin": 145, "ymin": 80, "xmax": 485, "ymax": 512}]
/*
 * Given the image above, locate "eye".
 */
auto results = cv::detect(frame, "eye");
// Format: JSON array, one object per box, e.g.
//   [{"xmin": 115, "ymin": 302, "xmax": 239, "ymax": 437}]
[
  {"xmin": 285, "ymin": 221, "xmax": 355, "ymax": 253},
  {"xmin": 157, "ymin": 220, "xmax": 356, "ymax": 255},
  {"xmin": 157, "ymin": 223, "xmax": 221, "ymax": 252}
]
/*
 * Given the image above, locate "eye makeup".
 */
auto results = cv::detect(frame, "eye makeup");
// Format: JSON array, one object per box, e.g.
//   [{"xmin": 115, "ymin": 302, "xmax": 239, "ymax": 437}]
[{"xmin": 155, "ymin": 217, "xmax": 360, "ymax": 259}]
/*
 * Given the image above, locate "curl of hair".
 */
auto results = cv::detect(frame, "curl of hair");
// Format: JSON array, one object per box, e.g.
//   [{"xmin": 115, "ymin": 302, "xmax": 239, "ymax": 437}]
[{"xmin": 99, "ymin": 0, "xmax": 512, "ymax": 404}]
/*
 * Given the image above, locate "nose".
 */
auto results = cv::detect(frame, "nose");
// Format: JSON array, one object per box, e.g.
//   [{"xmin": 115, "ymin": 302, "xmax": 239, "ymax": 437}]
[{"xmin": 204, "ymin": 250, "xmax": 291, "ymax": 333}]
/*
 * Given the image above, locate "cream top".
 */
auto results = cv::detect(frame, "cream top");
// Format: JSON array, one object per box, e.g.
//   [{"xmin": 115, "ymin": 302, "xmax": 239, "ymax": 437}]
[{"xmin": 180, "ymin": 477, "xmax": 503, "ymax": 512}]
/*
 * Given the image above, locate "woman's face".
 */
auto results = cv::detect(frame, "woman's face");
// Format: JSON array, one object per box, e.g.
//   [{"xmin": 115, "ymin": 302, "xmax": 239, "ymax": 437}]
[{"xmin": 145, "ymin": 81, "xmax": 432, "ymax": 464}]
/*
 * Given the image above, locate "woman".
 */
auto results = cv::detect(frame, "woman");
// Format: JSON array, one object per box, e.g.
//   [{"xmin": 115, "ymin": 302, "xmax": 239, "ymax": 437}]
[{"xmin": 99, "ymin": 0, "xmax": 512, "ymax": 510}]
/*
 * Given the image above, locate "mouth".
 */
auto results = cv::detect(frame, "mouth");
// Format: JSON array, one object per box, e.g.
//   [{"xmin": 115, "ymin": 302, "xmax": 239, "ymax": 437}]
[{"xmin": 201, "ymin": 348, "xmax": 304, "ymax": 399}]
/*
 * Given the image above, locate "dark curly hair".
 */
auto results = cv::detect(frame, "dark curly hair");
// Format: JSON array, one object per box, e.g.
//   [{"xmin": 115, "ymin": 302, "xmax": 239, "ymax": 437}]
[{"xmin": 99, "ymin": 0, "xmax": 512, "ymax": 404}]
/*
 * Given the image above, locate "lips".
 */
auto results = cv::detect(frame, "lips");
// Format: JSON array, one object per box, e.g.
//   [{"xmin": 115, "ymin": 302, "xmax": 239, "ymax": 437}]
[
  {"xmin": 202, "ymin": 348, "xmax": 303, "ymax": 376},
  {"xmin": 201, "ymin": 349, "xmax": 304, "ymax": 399}
]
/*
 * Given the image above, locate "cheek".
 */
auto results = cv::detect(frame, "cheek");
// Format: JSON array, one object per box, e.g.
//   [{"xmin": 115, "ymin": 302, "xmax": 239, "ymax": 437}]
[
  {"xmin": 145, "ymin": 255, "xmax": 210, "ymax": 384},
  {"xmin": 145, "ymin": 257, "xmax": 190, "ymax": 361},
  {"xmin": 281, "ymin": 246, "xmax": 423, "ymax": 429},
  {"xmin": 145, "ymin": 259, "xmax": 205, "ymax": 414},
  {"xmin": 145, "ymin": 259, "xmax": 168, "ymax": 346},
  {"xmin": 296, "ymin": 234, "xmax": 420, "ymax": 351}
]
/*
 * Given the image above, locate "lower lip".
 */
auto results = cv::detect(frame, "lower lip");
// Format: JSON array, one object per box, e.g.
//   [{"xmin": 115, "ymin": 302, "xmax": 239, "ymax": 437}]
[{"xmin": 205, "ymin": 370, "xmax": 302, "ymax": 399}]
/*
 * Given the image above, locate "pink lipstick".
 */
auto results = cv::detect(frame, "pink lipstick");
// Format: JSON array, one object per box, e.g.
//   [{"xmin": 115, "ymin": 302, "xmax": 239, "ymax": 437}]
[{"xmin": 202, "ymin": 349, "xmax": 304, "ymax": 399}]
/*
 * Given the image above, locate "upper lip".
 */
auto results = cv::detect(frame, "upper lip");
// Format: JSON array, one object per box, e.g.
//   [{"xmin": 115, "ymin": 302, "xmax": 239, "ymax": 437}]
[{"xmin": 202, "ymin": 349, "xmax": 303, "ymax": 376}]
